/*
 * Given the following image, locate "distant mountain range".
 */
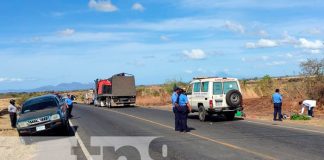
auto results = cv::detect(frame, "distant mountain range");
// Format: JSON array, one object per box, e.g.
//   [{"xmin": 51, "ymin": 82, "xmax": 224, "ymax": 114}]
[{"xmin": 0, "ymin": 82, "xmax": 94, "ymax": 93}]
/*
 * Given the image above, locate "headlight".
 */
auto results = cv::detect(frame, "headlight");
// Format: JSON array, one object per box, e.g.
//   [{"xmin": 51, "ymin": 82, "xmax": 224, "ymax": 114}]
[
  {"xmin": 50, "ymin": 114, "xmax": 60, "ymax": 120},
  {"xmin": 17, "ymin": 121, "xmax": 28, "ymax": 128}
]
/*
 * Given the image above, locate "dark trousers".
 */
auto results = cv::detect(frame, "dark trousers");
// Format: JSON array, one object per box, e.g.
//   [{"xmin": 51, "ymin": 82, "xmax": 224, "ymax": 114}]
[
  {"xmin": 68, "ymin": 104, "xmax": 73, "ymax": 117},
  {"xmin": 308, "ymin": 107, "xmax": 314, "ymax": 117},
  {"xmin": 173, "ymin": 108, "xmax": 180, "ymax": 131},
  {"xmin": 174, "ymin": 106, "xmax": 188, "ymax": 132},
  {"xmin": 273, "ymin": 103, "xmax": 282, "ymax": 120},
  {"xmin": 9, "ymin": 113, "xmax": 17, "ymax": 128}
]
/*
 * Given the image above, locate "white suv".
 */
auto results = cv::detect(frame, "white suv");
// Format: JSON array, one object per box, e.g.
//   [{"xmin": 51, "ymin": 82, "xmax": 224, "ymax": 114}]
[{"xmin": 187, "ymin": 77, "xmax": 243, "ymax": 121}]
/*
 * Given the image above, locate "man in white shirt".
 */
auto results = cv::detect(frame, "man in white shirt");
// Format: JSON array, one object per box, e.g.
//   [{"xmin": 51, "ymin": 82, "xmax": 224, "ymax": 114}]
[
  {"xmin": 299, "ymin": 100, "xmax": 316, "ymax": 117},
  {"xmin": 8, "ymin": 99, "xmax": 17, "ymax": 128}
]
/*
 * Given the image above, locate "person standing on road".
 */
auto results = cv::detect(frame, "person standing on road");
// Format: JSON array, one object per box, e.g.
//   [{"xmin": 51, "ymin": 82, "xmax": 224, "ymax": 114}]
[
  {"xmin": 8, "ymin": 99, "xmax": 17, "ymax": 128},
  {"xmin": 272, "ymin": 89, "xmax": 283, "ymax": 121},
  {"xmin": 65, "ymin": 94, "xmax": 74, "ymax": 118},
  {"xmin": 176, "ymin": 89, "xmax": 192, "ymax": 132},
  {"xmin": 171, "ymin": 87, "xmax": 181, "ymax": 131}
]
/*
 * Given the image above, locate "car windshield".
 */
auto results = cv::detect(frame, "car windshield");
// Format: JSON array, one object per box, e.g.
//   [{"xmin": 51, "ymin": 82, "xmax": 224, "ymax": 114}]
[
  {"xmin": 22, "ymin": 97, "xmax": 57, "ymax": 114},
  {"xmin": 223, "ymin": 81, "xmax": 239, "ymax": 94}
]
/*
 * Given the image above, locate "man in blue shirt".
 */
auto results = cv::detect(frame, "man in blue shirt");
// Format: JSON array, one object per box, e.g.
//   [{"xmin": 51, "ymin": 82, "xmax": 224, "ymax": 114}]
[
  {"xmin": 175, "ymin": 89, "xmax": 192, "ymax": 132},
  {"xmin": 65, "ymin": 94, "xmax": 74, "ymax": 118},
  {"xmin": 272, "ymin": 89, "xmax": 283, "ymax": 121},
  {"xmin": 171, "ymin": 87, "xmax": 181, "ymax": 131}
]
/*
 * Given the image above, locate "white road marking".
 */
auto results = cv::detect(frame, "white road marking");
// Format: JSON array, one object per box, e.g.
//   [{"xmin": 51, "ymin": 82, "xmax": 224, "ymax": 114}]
[
  {"xmin": 244, "ymin": 120, "xmax": 324, "ymax": 135},
  {"xmin": 69, "ymin": 120, "xmax": 93, "ymax": 160}
]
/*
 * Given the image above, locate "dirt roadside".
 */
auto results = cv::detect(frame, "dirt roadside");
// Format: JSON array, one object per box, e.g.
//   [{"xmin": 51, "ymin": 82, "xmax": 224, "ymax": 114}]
[
  {"xmin": 139, "ymin": 98, "xmax": 324, "ymax": 129},
  {"xmin": 0, "ymin": 98, "xmax": 36, "ymax": 160}
]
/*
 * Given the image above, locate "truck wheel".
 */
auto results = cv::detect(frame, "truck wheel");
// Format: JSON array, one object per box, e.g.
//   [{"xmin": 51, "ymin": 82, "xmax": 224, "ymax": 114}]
[
  {"xmin": 226, "ymin": 90, "xmax": 242, "ymax": 107},
  {"xmin": 224, "ymin": 111, "xmax": 235, "ymax": 121},
  {"xmin": 198, "ymin": 105, "xmax": 207, "ymax": 121}
]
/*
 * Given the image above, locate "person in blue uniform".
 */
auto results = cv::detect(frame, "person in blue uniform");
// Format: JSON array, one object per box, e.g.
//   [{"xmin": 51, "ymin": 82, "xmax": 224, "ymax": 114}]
[
  {"xmin": 171, "ymin": 87, "xmax": 181, "ymax": 131},
  {"xmin": 65, "ymin": 94, "xmax": 74, "ymax": 118},
  {"xmin": 175, "ymin": 89, "xmax": 192, "ymax": 132},
  {"xmin": 272, "ymin": 89, "xmax": 283, "ymax": 121}
]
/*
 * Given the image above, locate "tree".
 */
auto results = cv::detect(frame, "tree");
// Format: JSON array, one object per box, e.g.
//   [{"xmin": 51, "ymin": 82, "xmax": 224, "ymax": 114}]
[{"xmin": 300, "ymin": 58, "xmax": 324, "ymax": 77}]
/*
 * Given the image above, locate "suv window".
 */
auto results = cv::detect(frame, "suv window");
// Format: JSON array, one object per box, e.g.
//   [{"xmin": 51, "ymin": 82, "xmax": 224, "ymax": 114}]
[
  {"xmin": 223, "ymin": 81, "xmax": 239, "ymax": 94},
  {"xmin": 193, "ymin": 82, "xmax": 201, "ymax": 92},
  {"xmin": 213, "ymin": 82, "xmax": 223, "ymax": 95},
  {"xmin": 201, "ymin": 82, "xmax": 209, "ymax": 92}
]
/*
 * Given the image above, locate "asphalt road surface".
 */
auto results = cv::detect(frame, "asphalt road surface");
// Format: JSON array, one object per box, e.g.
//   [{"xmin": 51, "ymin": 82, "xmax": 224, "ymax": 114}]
[{"xmin": 70, "ymin": 104, "xmax": 324, "ymax": 160}]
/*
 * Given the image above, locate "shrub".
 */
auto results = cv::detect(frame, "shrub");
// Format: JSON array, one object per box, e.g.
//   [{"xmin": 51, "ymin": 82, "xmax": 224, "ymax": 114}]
[{"xmin": 290, "ymin": 114, "xmax": 311, "ymax": 120}]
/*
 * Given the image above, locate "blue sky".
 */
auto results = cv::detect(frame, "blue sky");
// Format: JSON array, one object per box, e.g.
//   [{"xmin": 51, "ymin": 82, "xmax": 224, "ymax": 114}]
[{"xmin": 0, "ymin": 0, "xmax": 323, "ymax": 90}]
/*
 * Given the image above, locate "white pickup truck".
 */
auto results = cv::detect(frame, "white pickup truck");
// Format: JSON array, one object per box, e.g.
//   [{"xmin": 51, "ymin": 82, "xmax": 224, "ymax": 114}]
[{"xmin": 187, "ymin": 77, "xmax": 243, "ymax": 121}]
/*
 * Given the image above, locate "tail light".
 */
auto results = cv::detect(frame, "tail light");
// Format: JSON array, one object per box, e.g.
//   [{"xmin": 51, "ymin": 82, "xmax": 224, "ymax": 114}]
[{"xmin": 209, "ymin": 100, "xmax": 213, "ymax": 109}]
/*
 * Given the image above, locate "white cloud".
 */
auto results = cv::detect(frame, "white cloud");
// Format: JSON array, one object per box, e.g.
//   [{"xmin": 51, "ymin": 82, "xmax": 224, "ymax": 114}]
[
  {"xmin": 224, "ymin": 21, "xmax": 245, "ymax": 34},
  {"xmin": 298, "ymin": 38, "xmax": 324, "ymax": 49},
  {"xmin": 101, "ymin": 17, "xmax": 224, "ymax": 31},
  {"xmin": 0, "ymin": 77, "xmax": 24, "ymax": 82},
  {"xmin": 266, "ymin": 61, "xmax": 286, "ymax": 66},
  {"xmin": 183, "ymin": 49, "xmax": 207, "ymax": 60},
  {"xmin": 132, "ymin": 3, "xmax": 145, "ymax": 11},
  {"xmin": 89, "ymin": 0, "xmax": 118, "ymax": 12},
  {"xmin": 246, "ymin": 39, "xmax": 278, "ymax": 48},
  {"xmin": 280, "ymin": 32, "xmax": 298, "ymax": 44},
  {"xmin": 160, "ymin": 35, "xmax": 169, "ymax": 41},
  {"xmin": 258, "ymin": 30, "xmax": 268, "ymax": 37},
  {"xmin": 306, "ymin": 28, "xmax": 322, "ymax": 35},
  {"xmin": 58, "ymin": 28, "xmax": 75, "ymax": 36},
  {"xmin": 286, "ymin": 53, "xmax": 293, "ymax": 58}
]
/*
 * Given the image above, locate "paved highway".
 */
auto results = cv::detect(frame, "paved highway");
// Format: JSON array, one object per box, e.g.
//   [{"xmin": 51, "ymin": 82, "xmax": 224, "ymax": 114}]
[{"xmin": 70, "ymin": 104, "xmax": 324, "ymax": 160}]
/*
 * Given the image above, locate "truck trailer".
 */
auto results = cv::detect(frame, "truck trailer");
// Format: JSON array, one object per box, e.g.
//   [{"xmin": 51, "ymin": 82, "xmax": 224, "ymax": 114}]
[{"xmin": 94, "ymin": 73, "xmax": 136, "ymax": 107}]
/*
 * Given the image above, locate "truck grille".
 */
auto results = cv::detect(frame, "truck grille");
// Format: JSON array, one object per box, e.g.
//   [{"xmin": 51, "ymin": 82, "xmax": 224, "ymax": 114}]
[{"xmin": 27, "ymin": 116, "xmax": 50, "ymax": 125}]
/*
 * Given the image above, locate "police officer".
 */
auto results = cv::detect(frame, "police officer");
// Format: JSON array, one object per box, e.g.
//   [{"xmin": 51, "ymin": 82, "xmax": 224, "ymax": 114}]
[
  {"xmin": 8, "ymin": 99, "xmax": 17, "ymax": 128},
  {"xmin": 272, "ymin": 89, "xmax": 283, "ymax": 121},
  {"xmin": 176, "ymin": 89, "xmax": 192, "ymax": 132},
  {"xmin": 171, "ymin": 87, "xmax": 181, "ymax": 131},
  {"xmin": 65, "ymin": 94, "xmax": 74, "ymax": 118}
]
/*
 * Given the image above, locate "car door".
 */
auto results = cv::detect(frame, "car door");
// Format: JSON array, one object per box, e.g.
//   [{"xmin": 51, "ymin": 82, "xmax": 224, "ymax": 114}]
[
  {"xmin": 191, "ymin": 82, "xmax": 201, "ymax": 111},
  {"xmin": 200, "ymin": 81, "xmax": 210, "ymax": 108},
  {"xmin": 213, "ymin": 82, "xmax": 224, "ymax": 108}
]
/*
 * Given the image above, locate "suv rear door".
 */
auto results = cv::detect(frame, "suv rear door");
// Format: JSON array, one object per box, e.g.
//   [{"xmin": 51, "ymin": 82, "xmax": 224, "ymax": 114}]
[{"xmin": 213, "ymin": 82, "xmax": 224, "ymax": 108}]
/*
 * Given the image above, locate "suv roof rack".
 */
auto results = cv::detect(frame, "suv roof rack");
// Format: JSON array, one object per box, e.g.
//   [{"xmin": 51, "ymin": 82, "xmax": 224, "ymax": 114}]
[{"xmin": 193, "ymin": 76, "xmax": 219, "ymax": 80}]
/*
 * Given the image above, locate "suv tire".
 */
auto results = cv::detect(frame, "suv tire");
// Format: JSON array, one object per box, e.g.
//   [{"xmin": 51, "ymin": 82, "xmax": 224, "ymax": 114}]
[
  {"xmin": 226, "ymin": 90, "xmax": 242, "ymax": 107},
  {"xmin": 198, "ymin": 105, "xmax": 207, "ymax": 121}
]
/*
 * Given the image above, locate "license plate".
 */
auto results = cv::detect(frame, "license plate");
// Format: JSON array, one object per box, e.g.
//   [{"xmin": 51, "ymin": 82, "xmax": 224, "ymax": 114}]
[{"xmin": 36, "ymin": 125, "xmax": 46, "ymax": 131}]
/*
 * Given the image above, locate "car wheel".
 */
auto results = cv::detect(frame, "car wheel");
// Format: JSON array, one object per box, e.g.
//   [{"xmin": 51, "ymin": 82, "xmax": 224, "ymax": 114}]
[
  {"xmin": 226, "ymin": 90, "xmax": 242, "ymax": 107},
  {"xmin": 198, "ymin": 105, "xmax": 207, "ymax": 121},
  {"xmin": 224, "ymin": 111, "xmax": 235, "ymax": 121}
]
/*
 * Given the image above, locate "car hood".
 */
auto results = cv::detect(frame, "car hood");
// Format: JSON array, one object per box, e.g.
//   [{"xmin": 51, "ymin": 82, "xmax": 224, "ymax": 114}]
[{"xmin": 18, "ymin": 107, "xmax": 58, "ymax": 122}]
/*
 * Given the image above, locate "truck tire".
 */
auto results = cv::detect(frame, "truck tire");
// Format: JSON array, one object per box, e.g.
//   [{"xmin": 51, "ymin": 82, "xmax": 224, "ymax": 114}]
[
  {"xmin": 198, "ymin": 105, "xmax": 207, "ymax": 121},
  {"xmin": 226, "ymin": 90, "xmax": 242, "ymax": 107},
  {"xmin": 224, "ymin": 111, "xmax": 235, "ymax": 121}
]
